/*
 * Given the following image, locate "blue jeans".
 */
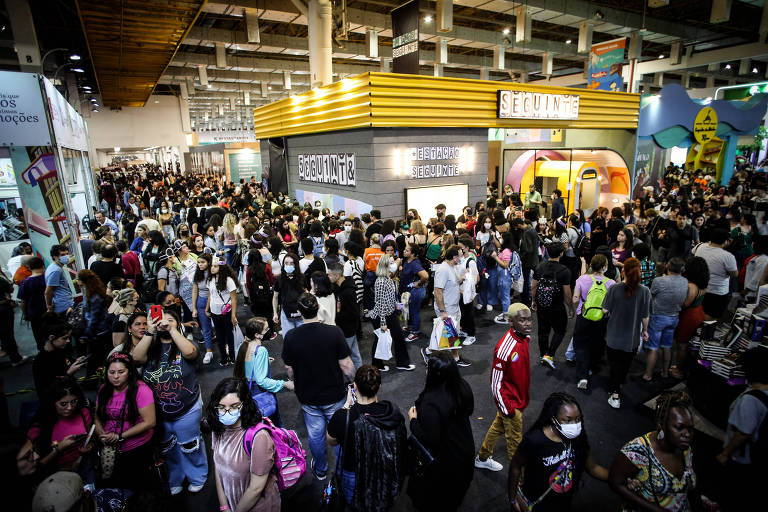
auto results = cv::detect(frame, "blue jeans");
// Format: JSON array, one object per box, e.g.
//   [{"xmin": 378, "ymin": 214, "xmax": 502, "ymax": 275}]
[
  {"xmin": 646, "ymin": 314, "xmax": 679, "ymax": 350},
  {"xmin": 301, "ymin": 398, "xmax": 346, "ymax": 474},
  {"xmin": 341, "ymin": 468, "xmax": 356, "ymax": 504},
  {"xmin": 497, "ymin": 268, "xmax": 512, "ymax": 313},
  {"xmin": 195, "ymin": 295, "xmax": 213, "ymax": 349},
  {"xmin": 479, "ymin": 266, "xmax": 499, "ymax": 306},
  {"xmin": 280, "ymin": 310, "xmax": 303, "ymax": 336},
  {"xmin": 160, "ymin": 399, "xmax": 208, "ymax": 490},
  {"xmin": 223, "ymin": 245, "xmax": 237, "ymax": 266},
  {"xmin": 345, "ymin": 335, "xmax": 363, "ymax": 369},
  {"xmin": 407, "ymin": 286, "xmax": 426, "ymax": 332}
]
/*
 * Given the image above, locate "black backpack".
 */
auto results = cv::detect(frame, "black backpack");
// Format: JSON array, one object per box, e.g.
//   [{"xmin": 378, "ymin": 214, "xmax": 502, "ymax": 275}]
[
  {"xmin": 248, "ymin": 273, "xmax": 272, "ymax": 303},
  {"xmin": 535, "ymin": 263, "xmax": 561, "ymax": 308},
  {"xmin": 482, "ymin": 240, "xmax": 497, "ymax": 269},
  {"xmin": 570, "ymin": 227, "xmax": 590, "ymax": 258},
  {"xmin": 352, "ymin": 409, "xmax": 407, "ymax": 512}
]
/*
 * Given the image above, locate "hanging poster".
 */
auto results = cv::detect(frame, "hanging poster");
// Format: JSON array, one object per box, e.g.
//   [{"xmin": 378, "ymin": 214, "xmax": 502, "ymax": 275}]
[
  {"xmin": 392, "ymin": 0, "xmax": 420, "ymax": 74},
  {"xmin": 0, "ymin": 71, "xmax": 50, "ymax": 147},
  {"xmin": 587, "ymin": 38, "xmax": 626, "ymax": 92},
  {"xmin": 42, "ymin": 77, "xmax": 89, "ymax": 151}
]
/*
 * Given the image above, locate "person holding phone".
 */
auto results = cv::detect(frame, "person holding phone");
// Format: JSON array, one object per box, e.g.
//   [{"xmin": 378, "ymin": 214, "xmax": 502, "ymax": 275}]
[
  {"xmin": 17, "ymin": 376, "xmax": 94, "ymax": 481},
  {"xmin": 133, "ymin": 310, "xmax": 207, "ymax": 495},
  {"xmin": 32, "ymin": 314, "xmax": 86, "ymax": 396}
]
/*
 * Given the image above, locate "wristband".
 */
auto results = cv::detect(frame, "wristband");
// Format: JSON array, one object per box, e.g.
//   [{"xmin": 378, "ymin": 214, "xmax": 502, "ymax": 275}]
[{"xmin": 220, "ymin": 506, "xmax": 230, "ymax": 511}]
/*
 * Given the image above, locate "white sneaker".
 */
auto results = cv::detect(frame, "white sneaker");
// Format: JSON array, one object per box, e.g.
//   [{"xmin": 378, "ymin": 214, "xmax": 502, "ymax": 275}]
[
  {"xmin": 486, "ymin": 304, "xmax": 493, "ymax": 312},
  {"xmin": 608, "ymin": 394, "xmax": 621, "ymax": 409},
  {"xmin": 203, "ymin": 351, "xmax": 213, "ymax": 364},
  {"xmin": 577, "ymin": 379, "xmax": 588, "ymax": 390},
  {"xmin": 493, "ymin": 314, "xmax": 508, "ymax": 324},
  {"xmin": 463, "ymin": 336, "xmax": 476, "ymax": 345},
  {"xmin": 188, "ymin": 482, "xmax": 205, "ymax": 493},
  {"xmin": 475, "ymin": 303, "xmax": 483, "ymax": 311},
  {"xmin": 458, "ymin": 330, "xmax": 468, "ymax": 338},
  {"xmin": 170, "ymin": 486, "xmax": 183, "ymax": 495},
  {"xmin": 474, "ymin": 455, "xmax": 503, "ymax": 471}
]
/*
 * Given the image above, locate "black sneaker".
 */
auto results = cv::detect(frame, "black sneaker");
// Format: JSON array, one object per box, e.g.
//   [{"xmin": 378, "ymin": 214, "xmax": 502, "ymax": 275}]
[
  {"xmin": 11, "ymin": 356, "xmax": 30, "ymax": 367},
  {"xmin": 311, "ymin": 459, "xmax": 327, "ymax": 481},
  {"xmin": 456, "ymin": 357, "xmax": 472, "ymax": 367},
  {"xmin": 219, "ymin": 359, "xmax": 229, "ymax": 367}
]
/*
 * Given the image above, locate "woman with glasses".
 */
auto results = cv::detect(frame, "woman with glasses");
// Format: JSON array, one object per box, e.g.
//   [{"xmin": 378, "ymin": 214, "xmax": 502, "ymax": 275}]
[
  {"xmin": 17, "ymin": 376, "xmax": 94, "ymax": 480},
  {"xmin": 94, "ymin": 353, "xmax": 156, "ymax": 491},
  {"xmin": 208, "ymin": 377, "xmax": 280, "ymax": 512}
]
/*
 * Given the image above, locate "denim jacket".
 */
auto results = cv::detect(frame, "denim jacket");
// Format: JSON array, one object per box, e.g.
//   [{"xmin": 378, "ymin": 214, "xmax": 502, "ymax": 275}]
[{"xmin": 84, "ymin": 294, "xmax": 109, "ymax": 339}]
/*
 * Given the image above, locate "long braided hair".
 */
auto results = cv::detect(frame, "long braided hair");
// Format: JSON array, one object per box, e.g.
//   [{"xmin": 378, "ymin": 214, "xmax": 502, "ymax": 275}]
[{"xmin": 654, "ymin": 390, "xmax": 693, "ymax": 432}]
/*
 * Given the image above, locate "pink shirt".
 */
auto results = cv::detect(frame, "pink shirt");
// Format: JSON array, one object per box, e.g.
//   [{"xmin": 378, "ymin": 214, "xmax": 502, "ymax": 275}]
[
  {"xmin": 573, "ymin": 273, "xmax": 615, "ymax": 315},
  {"xmin": 28, "ymin": 409, "xmax": 92, "ymax": 467},
  {"xmin": 98, "ymin": 380, "xmax": 155, "ymax": 451}
]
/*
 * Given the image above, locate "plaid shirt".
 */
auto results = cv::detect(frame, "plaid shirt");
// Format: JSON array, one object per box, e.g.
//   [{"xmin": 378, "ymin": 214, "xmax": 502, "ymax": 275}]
[{"xmin": 640, "ymin": 258, "xmax": 656, "ymax": 287}]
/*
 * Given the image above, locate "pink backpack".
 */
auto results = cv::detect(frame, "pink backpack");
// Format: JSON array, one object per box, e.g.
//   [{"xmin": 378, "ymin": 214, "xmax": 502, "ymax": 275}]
[{"xmin": 243, "ymin": 417, "xmax": 306, "ymax": 491}]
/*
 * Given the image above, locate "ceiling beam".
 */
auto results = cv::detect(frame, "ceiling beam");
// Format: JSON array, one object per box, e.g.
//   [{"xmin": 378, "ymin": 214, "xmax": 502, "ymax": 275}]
[{"xmin": 635, "ymin": 42, "xmax": 768, "ymax": 75}]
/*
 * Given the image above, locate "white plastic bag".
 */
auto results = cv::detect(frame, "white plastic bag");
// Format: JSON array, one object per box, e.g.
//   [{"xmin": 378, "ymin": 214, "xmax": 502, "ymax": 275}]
[
  {"xmin": 373, "ymin": 328, "xmax": 393, "ymax": 360},
  {"xmin": 233, "ymin": 324, "xmax": 245, "ymax": 355}
]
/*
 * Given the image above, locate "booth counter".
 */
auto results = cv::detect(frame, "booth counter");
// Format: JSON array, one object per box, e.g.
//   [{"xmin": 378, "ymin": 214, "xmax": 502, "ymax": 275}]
[{"xmin": 251, "ymin": 72, "xmax": 641, "ymax": 219}]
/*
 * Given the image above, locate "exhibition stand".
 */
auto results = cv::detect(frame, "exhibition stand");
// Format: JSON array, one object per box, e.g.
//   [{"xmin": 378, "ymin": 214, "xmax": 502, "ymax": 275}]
[
  {"xmin": 635, "ymin": 84, "xmax": 768, "ymax": 196},
  {"xmin": 0, "ymin": 70, "xmax": 95, "ymax": 270},
  {"xmin": 251, "ymin": 72, "xmax": 640, "ymax": 219},
  {"xmin": 185, "ymin": 130, "xmax": 262, "ymax": 183}
]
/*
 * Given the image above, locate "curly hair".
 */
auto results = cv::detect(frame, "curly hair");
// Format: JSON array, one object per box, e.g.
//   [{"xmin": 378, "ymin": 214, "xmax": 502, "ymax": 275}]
[
  {"xmin": 77, "ymin": 269, "xmax": 107, "ymax": 300},
  {"xmin": 206, "ymin": 377, "xmax": 262, "ymax": 435}
]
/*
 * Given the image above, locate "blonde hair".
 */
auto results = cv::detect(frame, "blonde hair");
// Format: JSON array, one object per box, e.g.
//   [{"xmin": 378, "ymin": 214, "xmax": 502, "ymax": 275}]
[
  {"xmin": 410, "ymin": 219, "xmax": 427, "ymax": 236},
  {"xmin": 370, "ymin": 233, "xmax": 381, "ymax": 246},
  {"xmin": 376, "ymin": 254, "xmax": 392, "ymax": 278},
  {"xmin": 507, "ymin": 302, "xmax": 530, "ymax": 318},
  {"xmin": 440, "ymin": 234, "xmax": 455, "ymax": 259},
  {"xmin": 223, "ymin": 213, "xmax": 237, "ymax": 233}
]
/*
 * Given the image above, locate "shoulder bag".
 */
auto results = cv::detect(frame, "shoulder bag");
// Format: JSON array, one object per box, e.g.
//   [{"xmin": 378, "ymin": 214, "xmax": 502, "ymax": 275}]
[
  {"xmin": 248, "ymin": 346, "xmax": 277, "ymax": 417},
  {"xmin": 99, "ymin": 401, "xmax": 126, "ymax": 480}
]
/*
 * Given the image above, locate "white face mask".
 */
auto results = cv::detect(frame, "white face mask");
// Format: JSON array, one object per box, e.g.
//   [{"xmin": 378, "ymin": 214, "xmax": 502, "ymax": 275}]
[
  {"xmin": 555, "ymin": 419, "xmax": 582, "ymax": 439},
  {"xmin": 344, "ymin": 225, "xmax": 352, "ymax": 232},
  {"xmin": 484, "ymin": 223, "xmax": 492, "ymax": 230},
  {"xmin": 161, "ymin": 208, "xmax": 168, "ymax": 213},
  {"xmin": 389, "ymin": 262, "xmax": 398, "ymax": 273},
  {"xmin": 293, "ymin": 215, "xmax": 299, "ymax": 222}
]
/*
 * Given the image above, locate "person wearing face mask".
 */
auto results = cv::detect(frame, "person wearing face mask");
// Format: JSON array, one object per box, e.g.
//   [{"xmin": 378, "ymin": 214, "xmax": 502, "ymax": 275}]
[
  {"xmin": 609, "ymin": 391, "xmax": 701, "ymax": 512},
  {"xmin": 508, "ymin": 392, "xmax": 608, "ymax": 512},
  {"xmin": 208, "ymin": 378, "xmax": 281, "ymax": 512},
  {"xmin": 335, "ymin": 218, "xmax": 354, "ymax": 254},
  {"xmin": 369, "ymin": 254, "xmax": 414, "ymax": 371},
  {"xmin": 157, "ymin": 201, "xmax": 175, "ymax": 242},
  {"xmin": 133, "ymin": 310, "xmax": 207, "ymax": 495},
  {"xmin": 45, "ymin": 244, "xmax": 75, "ymax": 317},
  {"xmin": 272, "ymin": 253, "xmax": 306, "ymax": 336}
]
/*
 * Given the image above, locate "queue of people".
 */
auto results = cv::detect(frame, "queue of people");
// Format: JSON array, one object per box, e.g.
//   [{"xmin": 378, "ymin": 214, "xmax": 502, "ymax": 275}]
[{"xmin": 4, "ymin": 161, "xmax": 767, "ymax": 512}]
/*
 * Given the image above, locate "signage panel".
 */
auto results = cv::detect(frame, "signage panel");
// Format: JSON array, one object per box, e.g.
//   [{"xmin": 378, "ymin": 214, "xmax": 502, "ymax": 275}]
[
  {"xmin": 497, "ymin": 90, "xmax": 580, "ymax": 120},
  {"xmin": 588, "ymin": 38, "xmax": 626, "ymax": 91},
  {"xmin": 392, "ymin": 0, "xmax": 420, "ymax": 74},
  {"xmin": 298, "ymin": 153, "xmax": 356, "ymax": 187},
  {"xmin": 0, "ymin": 71, "xmax": 49, "ymax": 147}
]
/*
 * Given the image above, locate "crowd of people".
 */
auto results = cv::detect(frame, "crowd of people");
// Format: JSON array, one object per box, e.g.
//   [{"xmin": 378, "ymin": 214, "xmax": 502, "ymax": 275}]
[{"xmin": 3, "ymin": 161, "xmax": 767, "ymax": 512}]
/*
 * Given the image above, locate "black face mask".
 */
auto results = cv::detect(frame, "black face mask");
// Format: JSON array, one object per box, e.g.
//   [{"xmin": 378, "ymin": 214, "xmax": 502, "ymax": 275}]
[
  {"xmin": 180, "ymin": 231, "xmax": 189, "ymax": 236},
  {"xmin": 158, "ymin": 330, "xmax": 172, "ymax": 339}
]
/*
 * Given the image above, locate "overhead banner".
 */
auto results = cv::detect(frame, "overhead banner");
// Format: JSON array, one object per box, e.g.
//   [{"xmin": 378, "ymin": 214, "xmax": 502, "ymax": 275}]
[
  {"xmin": 497, "ymin": 90, "xmax": 580, "ymax": 119},
  {"xmin": 587, "ymin": 38, "xmax": 626, "ymax": 91},
  {"xmin": 297, "ymin": 153, "xmax": 356, "ymax": 187},
  {"xmin": 0, "ymin": 71, "xmax": 50, "ymax": 147},
  {"xmin": 392, "ymin": 0, "xmax": 420, "ymax": 74},
  {"xmin": 42, "ymin": 77, "xmax": 89, "ymax": 151},
  {"xmin": 198, "ymin": 129, "xmax": 257, "ymax": 144}
]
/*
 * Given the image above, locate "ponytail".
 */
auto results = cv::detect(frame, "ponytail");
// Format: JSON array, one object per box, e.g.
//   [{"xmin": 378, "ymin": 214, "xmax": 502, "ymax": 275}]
[{"xmin": 623, "ymin": 257, "xmax": 641, "ymax": 297}]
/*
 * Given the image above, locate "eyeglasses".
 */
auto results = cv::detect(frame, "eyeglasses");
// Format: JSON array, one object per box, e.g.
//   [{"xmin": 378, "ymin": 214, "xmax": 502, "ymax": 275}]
[
  {"xmin": 57, "ymin": 399, "xmax": 78, "ymax": 408},
  {"xmin": 215, "ymin": 402, "xmax": 243, "ymax": 415}
]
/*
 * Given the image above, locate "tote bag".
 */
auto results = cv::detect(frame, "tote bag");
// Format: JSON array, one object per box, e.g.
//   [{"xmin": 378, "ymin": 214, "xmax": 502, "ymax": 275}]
[{"xmin": 248, "ymin": 346, "xmax": 277, "ymax": 417}]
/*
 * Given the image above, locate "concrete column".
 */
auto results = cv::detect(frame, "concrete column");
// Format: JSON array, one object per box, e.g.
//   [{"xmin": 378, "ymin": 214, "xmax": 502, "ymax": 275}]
[
  {"xmin": 244, "ymin": 91, "xmax": 250, "ymax": 105},
  {"xmin": 493, "ymin": 45, "xmax": 505, "ymax": 70},
  {"xmin": 198, "ymin": 65, "xmax": 208, "ymax": 86},
  {"xmin": 670, "ymin": 41, "xmax": 683, "ymax": 65},
  {"xmin": 6, "ymin": 0, "xmax": 41, "ymax": 71},
  {"xmin": 380, "ymin": 58, "xmax": 391, "ymax": 72},
  {"xmin": 653, "ymin": 73, "xmax": 663, "ymax": 87},
  {"xmin": 180, "ymin": 81, "xmax": 189, "ymax": 99},
  {"xmin": 480, "ymin": 67, "xmax": 488, "ymax": 80},
  {"xmin": 437, "ymin": 0, "xmax": 453, "ymax": 33},
  {"xmin": 261, "ymin": 81, "xmax": 268, "ymax": 97},
  {"xmin": 283, "ymin": 70, "xmax": 292, "ymax": 90},
  {"xmin": 628, "ymin": 31, "xmax": 643, "ymax": 60},
  {"xmin": 186, "ymin": 77, "xmax": 195, "ymax": 96},
  {"xmin": 245, "ymin": 7, "xmax": 260, "ymax": 43},
  {"xmin": 308, "ymin": 0, "xmax": 333, "ymax": 87},
  {"xmin": 216, "ymin": 43, "xmax": 227, "ymax": 68},
  {"xmin": 710, "ymin": 0, "xmax": 732, "ymax": 23},
  {"xmin": 707, "ymin": 63, "xmax": 718, "ymax": 72},
  {"xmin": 542, "ymin": 52, "xmax": 553, "ymax": 76},
  {"xmin": 577, "ymin": 21, "xmax": 592, "ymax": 54},
  {"xmin": 229, "ymin": 97, "xmax": 236, "ymax": 109},
  {"xmin": 365, "ymin": 29, "xmax": 378, "ymax": 58},
  {"xmin": 180, "ymin": 98, "xmax": 192, "ymax": 132},
  {"xmin": 514, "ymin": 6, "xmax": 531, "ymax": 43},
  {"xmin": 706, "ymin": 76, "xmax": 715, "ymax": 88},
  {"xmin": 438, "ymin": 38, "xmax": 448, "ymax": 64},
  {"xmin": 740, "ymin": 58, "xmax": 750, "ymax": 75},
  {"xmin": 583, "ymin": 59, "xmax": 589, "ymax": 79},
  {"xmin": 681, "ymin": 72, "xmax": 690, "ymax": 89},
  {"xmin": 434, "ymin": 63, "xmax": 443, "ymax": 77}
]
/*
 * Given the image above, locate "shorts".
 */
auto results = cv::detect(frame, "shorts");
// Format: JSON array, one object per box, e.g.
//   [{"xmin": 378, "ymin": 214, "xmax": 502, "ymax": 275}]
[
  {"xmin": 645, "ymin": 314, "xmax": 679, "ymax": 350},
  {"xmin": 702, "ymin": 292, "xmax": 730, "ymax": 319}
]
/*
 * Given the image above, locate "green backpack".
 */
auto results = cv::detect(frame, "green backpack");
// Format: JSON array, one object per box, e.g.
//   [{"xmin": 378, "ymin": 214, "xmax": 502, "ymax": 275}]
[{"xmin": 582, "ymin": 275, "xmax": 607, "ymax": 321}]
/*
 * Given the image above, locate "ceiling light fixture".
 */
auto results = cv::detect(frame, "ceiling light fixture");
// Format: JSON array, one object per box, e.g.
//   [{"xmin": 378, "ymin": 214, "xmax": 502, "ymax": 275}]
[
  {"xmin": 92, "ymin": 109, "xmax": 99, "ymax": 112},
  {"xmin": 503, "ymin": 28, "xmax": 510, "ymax": 35},
  {"xmin": 753, "ymin": 67, "xmax": 759, "ymax": 74},
  {"xmin": 565, "ymin": 39, "xmax": 572, "ymax": 44},
  {"xmin": 69, "ymin": 54, "xmax": 81, "ymax": 61},
  {"xmin": 659, "ymin": 54, "xmax": 665, "ymax": 59},
  {"xmin": 93, "ymin": 103, "xmax": 99, "ymax": 107},
  {"xmin": 114, "ymin": 147, "xmax": 120, "ymax": 152},
  {"xmin": 71, "ymin": 68, "xmax": 84, "ymax": 73},
  {"xmin": 424, "ymin": 15, "xmax": 432, "ymax": 23},
  {"xmin": 725, "ymin": 64, "xmax": 732, "ymax": 70}
]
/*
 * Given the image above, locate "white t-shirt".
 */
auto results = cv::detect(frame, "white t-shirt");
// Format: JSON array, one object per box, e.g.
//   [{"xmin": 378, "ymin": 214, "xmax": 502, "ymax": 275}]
[
  {"xmin": 745, "ymin": 254, "xmax": 768, "ymax": 294},
  {"xmin": 207, "ymin": 276, "xmax": 237, "ymax": 315},
  {"xmin": 693, "ymin": 243, "xmax": 737, "ymax": 295},
  {"xmin": 433, "ymin": 261, "xmax": 461, "ymax": 316}
]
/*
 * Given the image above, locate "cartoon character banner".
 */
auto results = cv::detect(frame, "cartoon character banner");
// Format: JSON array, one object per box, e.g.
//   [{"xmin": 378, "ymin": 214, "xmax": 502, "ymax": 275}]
[{"xmin": 588, "ymin": 38, "xmax": 626, "ymax": 92}]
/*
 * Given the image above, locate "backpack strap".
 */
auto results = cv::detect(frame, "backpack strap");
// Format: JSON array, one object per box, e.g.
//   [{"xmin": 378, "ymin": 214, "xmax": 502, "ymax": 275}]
[{"xmin": 243, "ymin": 417, "xmax": 275, "ymax": 457}]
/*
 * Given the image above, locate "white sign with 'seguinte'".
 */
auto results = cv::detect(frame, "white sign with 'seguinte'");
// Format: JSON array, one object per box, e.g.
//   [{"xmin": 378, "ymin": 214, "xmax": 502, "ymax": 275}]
[
  {"xmin": 497, "ymin": 90, "xmax": 580, "ymax": 120},
  {"xmin": 298, "ymin": 153, "xmax": 356, "ymax": 187}
]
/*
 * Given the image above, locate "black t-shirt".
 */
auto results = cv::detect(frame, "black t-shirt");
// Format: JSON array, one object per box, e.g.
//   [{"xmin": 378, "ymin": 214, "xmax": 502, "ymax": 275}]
[
  {"xmin": 517, "ymin": 429, "xmax": 588, "ymax": 512},
  {"xmin": 274, "ymin": 275, "xmax": 303, "ymax": 316},
  {"xmin": 533, "ymin": 260, "xmax": 571, "ymax": 310},
  {"xmin": 33, "ymin": 349, "xmax": 71, "ymax": 393},
  {"xmin": 327, "ymin": 402, "xmax": 389, "ymax": 471},
  {"xmin": 281, "ymin": 322, "xmax": 350, "ymax": 405},
  {"xmin": 90, "ymin": 260, "xmax": 125, "ymax": 287}
]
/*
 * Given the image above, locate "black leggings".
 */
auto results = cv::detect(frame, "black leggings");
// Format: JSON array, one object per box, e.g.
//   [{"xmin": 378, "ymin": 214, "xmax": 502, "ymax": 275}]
[
  {"xmin": 211, "ymin": 312, "xmax": 235, "ymax": 361},
  {"xmin": 459, "ymin": 301, "xmax": 475, "ymax": 336},
  {"xmin": 607, "ymin": 346, "xmax": 637, "ymax": 395},
  {"xmin": 536, "ymin": 307, "xmax": 567, "ymax": 357},
  {"xmin": 572, "ymin": 316, "xmax": 606, "ymax": 380}
]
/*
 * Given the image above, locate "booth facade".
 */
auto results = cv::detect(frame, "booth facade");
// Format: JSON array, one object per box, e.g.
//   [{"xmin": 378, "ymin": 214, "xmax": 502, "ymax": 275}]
[{"xmin": 252, "ymin": 72, "xmax": 640, "ymax": 219}]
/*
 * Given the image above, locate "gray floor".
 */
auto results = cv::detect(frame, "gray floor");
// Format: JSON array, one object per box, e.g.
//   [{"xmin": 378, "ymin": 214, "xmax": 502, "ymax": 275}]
[{"xmin": 2, "ymin": 299, "xmax": 709, "ymax": 511}]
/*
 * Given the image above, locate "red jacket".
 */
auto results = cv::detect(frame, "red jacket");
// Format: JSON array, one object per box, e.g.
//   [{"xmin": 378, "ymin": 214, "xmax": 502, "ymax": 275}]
[
  {"xmin": 490, "ymin": 328, "xmax": 530, "ymax": 416},
  {"xmin": 121, "ymin": 251, "xmax": 141, "ymax": 282}
]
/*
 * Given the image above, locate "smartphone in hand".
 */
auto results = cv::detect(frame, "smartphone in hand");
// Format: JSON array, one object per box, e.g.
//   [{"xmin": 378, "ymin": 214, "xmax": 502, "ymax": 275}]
[{"xmin": 150, "ymin": 305, "xmax": 163, "ymax": 323}]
